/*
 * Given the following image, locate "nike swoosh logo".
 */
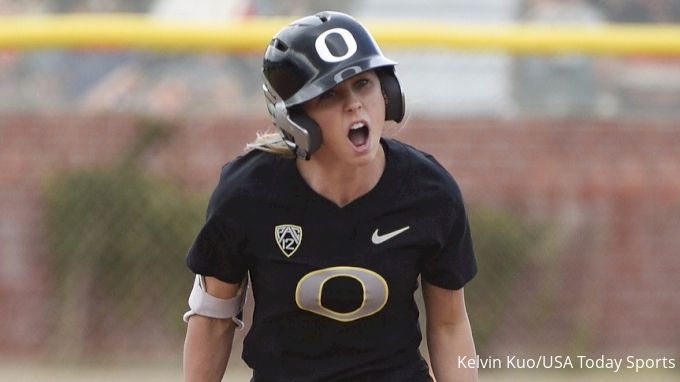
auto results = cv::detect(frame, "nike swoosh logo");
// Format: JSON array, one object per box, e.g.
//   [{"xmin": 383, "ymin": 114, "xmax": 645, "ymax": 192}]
[{"xmin": 372, "ymin": 226, "xmax": 410, "ymax": 244}]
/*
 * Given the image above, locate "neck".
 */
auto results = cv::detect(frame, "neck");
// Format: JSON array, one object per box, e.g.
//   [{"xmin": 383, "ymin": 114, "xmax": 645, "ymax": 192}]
[{"xmin": 296, "ymin": 146, "xmax": 385, "ymax": 208}]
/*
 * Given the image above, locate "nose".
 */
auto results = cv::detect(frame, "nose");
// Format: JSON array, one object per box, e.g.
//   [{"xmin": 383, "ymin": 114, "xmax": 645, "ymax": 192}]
[{"xmin": 344, "ymin": 91, "xmax": 362, "ymax": 113}]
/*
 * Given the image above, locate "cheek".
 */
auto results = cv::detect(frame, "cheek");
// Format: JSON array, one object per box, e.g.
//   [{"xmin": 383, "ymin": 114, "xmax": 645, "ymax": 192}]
[
  {"xmin": 369, "ymin": 97, "xmax": 386, "ymax": 128},
  {"xmin": 368, "ymin": 89, "xmax": 386, "ymax": 117},
  {"xmin": 313, "ymin": 111, "xmax": 343, "ymax": 140}
]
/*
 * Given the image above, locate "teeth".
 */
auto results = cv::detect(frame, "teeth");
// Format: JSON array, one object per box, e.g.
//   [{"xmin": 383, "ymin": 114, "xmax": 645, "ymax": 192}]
[{"xmin": 350, "ymin": 123, "xmax": 365, "ymax": 130}]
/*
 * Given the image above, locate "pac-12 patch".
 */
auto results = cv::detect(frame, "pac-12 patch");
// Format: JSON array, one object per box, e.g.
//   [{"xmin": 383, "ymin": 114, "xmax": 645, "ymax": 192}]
[{"xmin": 275, "ymin": 224, "xmax": 302, "ymax": 257}]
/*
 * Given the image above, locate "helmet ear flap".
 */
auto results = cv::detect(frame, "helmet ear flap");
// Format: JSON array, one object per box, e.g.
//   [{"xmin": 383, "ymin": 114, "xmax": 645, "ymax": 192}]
[
  {"xmin": 289, "ymin": 108, "xmax": 322, "ymax": 160},
  {"xmin": 378, "ymin": 68, "xmax": 405, "ymax": 123}
]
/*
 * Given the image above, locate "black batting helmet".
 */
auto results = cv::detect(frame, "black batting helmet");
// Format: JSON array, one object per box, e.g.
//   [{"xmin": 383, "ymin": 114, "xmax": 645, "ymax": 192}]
[{"xmin": 262, "ymin": 11, "xmax": 405, "ymax": 159}]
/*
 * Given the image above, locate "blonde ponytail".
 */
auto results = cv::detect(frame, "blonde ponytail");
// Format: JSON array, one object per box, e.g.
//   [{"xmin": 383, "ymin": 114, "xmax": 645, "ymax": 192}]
[{"xmin": 245, "ymin": 131, "xmax": 296, "ymax": 158}]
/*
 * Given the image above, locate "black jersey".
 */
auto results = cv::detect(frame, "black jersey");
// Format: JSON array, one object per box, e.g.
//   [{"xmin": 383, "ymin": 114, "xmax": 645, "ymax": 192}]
[{"xmin": 186, "ymin": 138, "xmax": 477, "ymax": 382}]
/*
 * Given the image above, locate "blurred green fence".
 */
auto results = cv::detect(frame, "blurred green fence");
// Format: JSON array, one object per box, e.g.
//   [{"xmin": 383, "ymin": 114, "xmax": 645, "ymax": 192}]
[{"xmin": 43, "ymin": 122, "xmax": 204, "ymax": 357}]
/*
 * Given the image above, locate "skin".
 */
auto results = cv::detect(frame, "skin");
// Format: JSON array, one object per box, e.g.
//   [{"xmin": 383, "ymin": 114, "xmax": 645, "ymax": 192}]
[
  {"xmin": 183, "ymin": 70, "xmax": 478, "ymax": 382},
  {"xmin": 183, "ymin": 279, "xmax": 240, "ymax": 382},
  {"xmin": 297, "ymin": 70, "xmax": 387, "ymax": 208},
  {"xmin": 424, "ymin": 282, "xmax": 478, "ymax": 382}
]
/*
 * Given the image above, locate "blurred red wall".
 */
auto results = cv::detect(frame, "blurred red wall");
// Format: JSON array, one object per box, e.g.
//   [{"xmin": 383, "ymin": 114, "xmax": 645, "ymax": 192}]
[{"xmin": 1, "ymin": 113, "xmax": 678, "ymax": 358}]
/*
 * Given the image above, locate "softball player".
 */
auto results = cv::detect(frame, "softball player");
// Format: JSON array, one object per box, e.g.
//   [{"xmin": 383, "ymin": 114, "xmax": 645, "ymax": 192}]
[{"xmin": 183, "ymin": 11, "xmax": 478, "ymax": 382}]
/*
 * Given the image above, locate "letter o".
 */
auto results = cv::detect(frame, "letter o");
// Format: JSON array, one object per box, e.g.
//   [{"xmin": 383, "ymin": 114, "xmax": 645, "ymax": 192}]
[
  {"xmin": 333, "ymin": 65, "xmax": 362, "ymax": 84},
  {"xmin": 295, "ymin": 266, "xmax": 388, "ymax": 322},
  {"xmin": 315, "ymin": 28, "xmax": 358, "ymax": 63}
]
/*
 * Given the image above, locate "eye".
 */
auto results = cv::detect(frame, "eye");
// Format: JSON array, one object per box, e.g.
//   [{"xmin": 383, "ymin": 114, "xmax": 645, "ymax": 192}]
[
  {"xmin": 355, "ymin": 78, "xmax": 370, "ymax": 88},
  {"xmin": 318, "ymin": 89, "xmax": 336, "ymax": 100}
]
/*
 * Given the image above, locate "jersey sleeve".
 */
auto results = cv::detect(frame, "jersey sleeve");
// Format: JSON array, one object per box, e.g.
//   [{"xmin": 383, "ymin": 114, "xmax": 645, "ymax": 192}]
[
  {"xmin": 186, "ymin": 212, "xmax": 249, "ymax": 284},
  {"xmin": 421, "ymin": 186, "xmax": 477, "ymax": 290},
  {"xmin": 185, "ymin": 171, "xmax": 250, "ymax": 284}
]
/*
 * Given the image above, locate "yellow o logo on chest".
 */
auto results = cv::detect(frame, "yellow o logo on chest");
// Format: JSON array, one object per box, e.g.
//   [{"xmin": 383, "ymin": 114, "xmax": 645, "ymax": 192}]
[{"xmin": 295, "ymin": 266, "xmax": 389, "ymax": 322}]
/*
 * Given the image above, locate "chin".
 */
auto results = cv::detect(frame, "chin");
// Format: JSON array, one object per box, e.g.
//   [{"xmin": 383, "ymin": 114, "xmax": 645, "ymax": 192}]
[{"xmin": 351, "ymin": 140, "xmax": 382, "ymax": 166}]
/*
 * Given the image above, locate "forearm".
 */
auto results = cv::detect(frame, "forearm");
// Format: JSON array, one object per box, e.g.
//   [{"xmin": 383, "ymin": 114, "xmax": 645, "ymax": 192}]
[
  {"xmin": 184, "ymin": 315, "xmax": 237, "ymax": 382},
  {"xmin": 427, "ymin": 316, "xmax": 478, "ymax": 382}
]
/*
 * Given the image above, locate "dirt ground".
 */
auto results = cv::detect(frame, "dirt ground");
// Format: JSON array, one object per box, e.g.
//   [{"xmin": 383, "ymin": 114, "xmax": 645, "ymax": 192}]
[{"xmin": 1, "ymin": 360, "xmax": 677, "ymax": 382}]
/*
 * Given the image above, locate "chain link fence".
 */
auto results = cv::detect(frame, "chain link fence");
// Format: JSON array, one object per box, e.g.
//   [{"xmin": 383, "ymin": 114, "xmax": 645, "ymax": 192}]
[
  {"xmin": 1, "ymin": 0, "xmax": 679, "ymax": 376},
  {"xmin": 41, "ymin": 123, "xmax": 203, "ymax": 358}
]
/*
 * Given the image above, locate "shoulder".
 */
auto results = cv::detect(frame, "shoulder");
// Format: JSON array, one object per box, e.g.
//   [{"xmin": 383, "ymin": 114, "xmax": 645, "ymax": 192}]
[
  {"xmin": 384, "ymin": 138, "xmax": 463, "ymax": 199},
  {"xmin": 207, "ymin": 150, "xmax": 294, "ymax": 215},
  {"xmin": 218, "ymin": 149, "xmax": 287, "ymax": 184}
]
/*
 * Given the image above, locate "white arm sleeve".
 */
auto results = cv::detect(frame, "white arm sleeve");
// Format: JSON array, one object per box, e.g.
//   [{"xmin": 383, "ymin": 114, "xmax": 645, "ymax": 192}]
[{"xmin": 182, "ymin": 274, "xmax": 248, "ymax": 329}]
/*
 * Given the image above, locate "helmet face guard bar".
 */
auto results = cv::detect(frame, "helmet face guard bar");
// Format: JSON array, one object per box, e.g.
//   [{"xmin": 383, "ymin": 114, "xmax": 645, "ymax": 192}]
[{"xmin": 263, "ymin": 79, "xmax": 321, "ymax": 160}]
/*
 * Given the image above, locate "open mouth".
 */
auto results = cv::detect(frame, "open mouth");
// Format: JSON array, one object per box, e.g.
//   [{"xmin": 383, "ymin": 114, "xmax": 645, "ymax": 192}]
[{"xmin": 348, "ymin": 122, "xmax": 369, "ymax": 147}]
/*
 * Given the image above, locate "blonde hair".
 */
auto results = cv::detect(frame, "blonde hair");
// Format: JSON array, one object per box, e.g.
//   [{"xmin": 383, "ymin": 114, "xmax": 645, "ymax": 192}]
[{"xmin": 244, "ymin": 130, "xmax": 296, "ymax": 158}]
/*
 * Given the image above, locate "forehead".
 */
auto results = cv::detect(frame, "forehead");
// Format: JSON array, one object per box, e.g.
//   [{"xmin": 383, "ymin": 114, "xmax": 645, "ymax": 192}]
[
  {"xmin": 301, "ymin": 70, "xmax": 380, "ymax": 110},
  {"xmin": 329, "ymin": 70, "xmax": 378, "ymax": 90}
]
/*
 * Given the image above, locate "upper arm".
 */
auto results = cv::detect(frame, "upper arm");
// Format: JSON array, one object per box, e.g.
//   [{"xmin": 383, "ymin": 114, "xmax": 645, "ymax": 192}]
[{"xmin": 422, "ymin": 280, "xmax": 468, "ymax": 327}]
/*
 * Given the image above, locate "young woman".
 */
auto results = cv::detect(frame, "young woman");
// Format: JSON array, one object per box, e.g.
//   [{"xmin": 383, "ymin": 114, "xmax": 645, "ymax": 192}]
[{"xmin": 183, "ymin": 11, "xmax": 478, "ymax": 382}]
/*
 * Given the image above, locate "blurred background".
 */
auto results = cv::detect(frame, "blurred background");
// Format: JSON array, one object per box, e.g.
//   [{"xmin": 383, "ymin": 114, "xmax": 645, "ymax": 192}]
[{"xmin": 1, "ymin": 0, "xmax": 679, "ymax": 381}]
